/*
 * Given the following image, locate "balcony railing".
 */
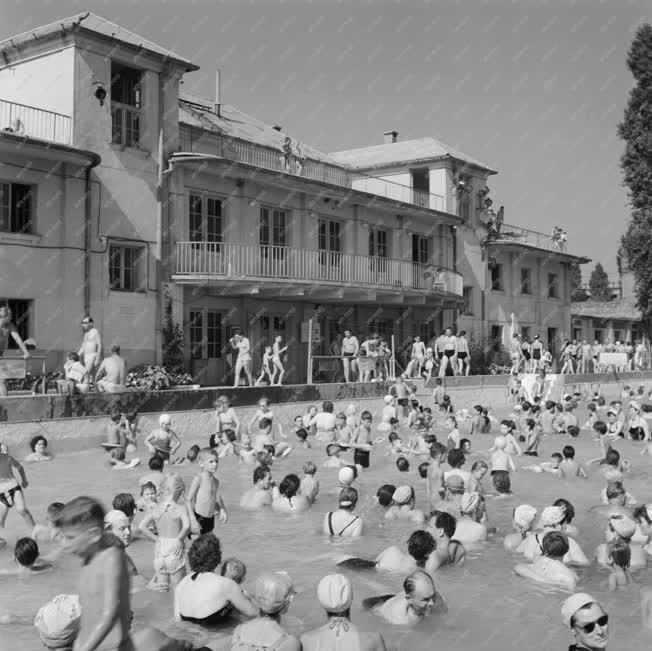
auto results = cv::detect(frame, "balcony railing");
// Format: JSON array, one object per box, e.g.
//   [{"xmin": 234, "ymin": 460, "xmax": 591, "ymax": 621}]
[
  {"xmin": 485, "ymin": 223, "xmax": 581, "ymax": 255},
  {"xmin": 0, "ymin": 99, "xmax": 72, "ymax": 145},
  {"xmin": 180, "ymin": 125, "xmax": 448, "ymax": 213},
  {"xmin": 175, "ymin": 241, "xmax": 464, "ymax": 296}
]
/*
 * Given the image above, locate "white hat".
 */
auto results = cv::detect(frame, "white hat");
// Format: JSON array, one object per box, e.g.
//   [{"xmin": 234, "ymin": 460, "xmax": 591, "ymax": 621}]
[
  {"xmin": 338, "ymin": 467, "xmax": 355, "ymax": 485},
  {"xmin": 317, "ymin": 574, "xmax": 353, "ymax": 612},
  {"xmin": 561, "ymin": 593, "xmax": 596, "ymax": 628},
  {"xmin": 34, "ymin": 594, "xmax": 81, "ymax": 649}
]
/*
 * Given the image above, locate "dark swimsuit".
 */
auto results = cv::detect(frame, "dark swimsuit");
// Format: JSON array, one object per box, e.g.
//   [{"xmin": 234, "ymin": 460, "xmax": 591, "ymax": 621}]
[{"xmin": 327, "ymin": 512, "xmax": 360, "ymax": 536}]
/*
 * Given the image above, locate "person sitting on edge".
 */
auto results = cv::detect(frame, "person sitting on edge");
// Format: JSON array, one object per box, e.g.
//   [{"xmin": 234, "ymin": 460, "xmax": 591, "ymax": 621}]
[
  {"xmin": 426, "ymin": 510, "xmax": 465, "ymax": 569},
  {"xmin": 561, "ymin": 593, "xmax": 609, "ymax": 650},
  {"xmin": 301, "ymin": 573, "xmax": 387, "ymax": 651},
  {"xmin": 240, "ymin": 465, "xmax": 274, "ymax": 511},
  {"xmin": 371, "ymin": 569, "xmax": 447, "ymax": 626},
  {"xmin": 324, "ymin": 487, "xmax": 363, "ymax": 538},
  {"xmin": 453, "ymin": 492, "xmax": 488, "ymax": 546},
  {"xmin": 514, "ymin": 531, "xmax": 578, "ymax": 591},
  {"xmin": 504, "ymin": 504, "xmax": 538, "ymax": 551},
  {"xmin": 385, "ymin": 486, "xmax": 425, "ymax": 524}
]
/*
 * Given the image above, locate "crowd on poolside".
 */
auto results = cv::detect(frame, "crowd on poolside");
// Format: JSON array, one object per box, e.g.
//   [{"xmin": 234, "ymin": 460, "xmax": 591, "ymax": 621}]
[{"xmin": 3, "ymin": 369, "xmax": 652, "ymax": 651}]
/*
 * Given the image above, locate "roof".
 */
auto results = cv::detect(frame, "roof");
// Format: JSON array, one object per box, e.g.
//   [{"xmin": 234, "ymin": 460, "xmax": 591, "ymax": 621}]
[
  {"xmin": 330, "ymin": 137, "xmax": 497, "ymax": 173},
  {"xmin": 0, "ymin": 12, "xmax": 198, "ymax": 72},
  {"xmin": 179, "ymin": 92, "xmax": 339, "ymax": 164},
  {"xmin": 571, "ymin": 298, "xmax": 642, "ymax": 322}
]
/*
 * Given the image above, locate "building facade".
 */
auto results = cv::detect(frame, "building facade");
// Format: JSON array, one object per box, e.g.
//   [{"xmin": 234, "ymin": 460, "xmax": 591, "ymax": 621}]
[{"xmin": 0, "ymin": 13, "xmax": 588, "ymax": 383}]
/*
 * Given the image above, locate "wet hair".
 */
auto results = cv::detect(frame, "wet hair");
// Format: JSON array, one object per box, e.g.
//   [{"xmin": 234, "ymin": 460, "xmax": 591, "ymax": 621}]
[
  {"xmin": 551, "ymin": 452, "xmax": 563, "ymax": 462},
  {"xmin": 339, "ymin": 486, "xmax": 358, "ymax": 510},
  {"xmin": 46, "ymin": 502, "xmax": 65, "ymax": 519},
  {"xmin": 431, "ymin": 510, "xmax": 457, "ymax": 538},
  {"xmin": 396, "ymin": 457, "xmax": 410, "ymax": 472},
  {"xmin": 322, "ymin": 401, "xmax": 334, "ymax": 413},
  {"xmin": 220, "ymin": 557, "xmax": 247, "ymax": 583},
  {"xmin": 188, "ymin": 533, "xmax": 222, "ymax": 575},
  {"xmin": 562, "ymin": 446, "xmax": 575, "ymax": 459},
  {"xmin": 14, "ymin": 537, "xmax": 39, "ymax": 566},
  {"xmin": 430, "ymin": 442, "xmax": 447, "ymax": 459},
  {"xmin": 259, "ymin": 418, "xmax": 273, "ymax": 430},
  {"xmin": 492, "ymin": 472, "xmax": 511, "ymax": 494},
  {"xmin": 187, "ymin": 445, "xmax": 200, "ymax": 462},
  {"xmin": 605, "ymin": 449, "xmax": 620, "ymax": 467},
  {"xmin": 377, "ymin": 484, "xmax": 396, "ymax": 508},
  {"xmin": 253, "ymin": 465, "xmax": 271, "ymax": 485},
  {"xmin": 303, "ymin": 461, "xmax": 316, "ymax": 475},
  {"xmin": 140, "ymin": 481, "xmax": 157, "ymax": 496},
  {"xmin": 553, "ymin": 498, "xmax": 575, "ymax": 524},
  {"xmin": 29, "ymin": 435, "xmax": 47, "ymax": 452},
  {"xmin": 593, "ymin": 421, "xmax": 608, "ymax": 435},
  {"xmin": 55, "ymin": 496, "xmax": 105, "ymax": 530},
  {"xmin": 567, "ymin": 425, "xmax": 580, "ymax": 438},
  {"xmin": 606, "ymin": 481, "xmax": 626, "ymax": 500},
  {"xmin": 112, "ymin": 493, "xmax": 136, "ymax": 519},
  {"xmin": 296, "ymin": 428, "xmax": 308, "ymax": 441},
  {"xmin": 472, "ymin": 460, "xmax": 489, "ymax": 472},
  {"xmin": 447, "ymin": 448, "xmax": 465, "ymax": 469},
  {"xmin": 326, "ymin": 444, "xmax": 340, "ymax": 457},
  {"xmin": 407, "ymin": 530, "xmax": 436, "ymax": 567},
  {"xmin": 541, "ymin": 531, "xmax": 569, "ymax": 558},
  {"xmin": 279, "ymin": 474, "xmax": 301, "ymax": 500},
  {"xmin": 148, "ymin": 455, "xmax": 164, "ymax": 471},
  {"xmin": 110, "ymin": 448, "xmax": 125, "ymax": 461},
  {"xmin": 608, "ymin": 540, "xmax": 631, "ymax": 569},
  {"xmin": 418, "ymin": 462, "xmax": 430, "ymax": 479}
]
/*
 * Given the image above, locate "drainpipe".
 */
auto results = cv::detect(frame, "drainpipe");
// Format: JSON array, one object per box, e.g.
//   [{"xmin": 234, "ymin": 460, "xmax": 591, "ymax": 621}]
[{"xmin": 84, "ymin": 157, "xmax": 100, "ymax": 313}]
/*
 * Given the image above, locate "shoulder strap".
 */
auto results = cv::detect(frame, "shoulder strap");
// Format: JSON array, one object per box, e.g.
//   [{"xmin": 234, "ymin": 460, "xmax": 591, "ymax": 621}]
[{"xmin": 328, "ymin": 512, "xmax": 335, "ymax": 536}]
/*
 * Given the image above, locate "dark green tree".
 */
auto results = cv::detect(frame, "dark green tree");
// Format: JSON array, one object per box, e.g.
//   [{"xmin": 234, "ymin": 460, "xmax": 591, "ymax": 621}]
[
  {"xmin": 589, "ymin": 263, "xmax": 611, "ymax": 301},
  {"xmin": 569, "ymin": 263, "xmax": 587, "ymax": 302},
  {"xmin": 618, "ymin": 23, "xmax": 652, "ymax": 316}
]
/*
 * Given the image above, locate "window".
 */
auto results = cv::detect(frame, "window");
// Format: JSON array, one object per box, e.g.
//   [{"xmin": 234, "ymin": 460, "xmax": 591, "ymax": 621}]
[
  {"xmin": 111, "ymin": 63, "xmax": 142, "ymax": 148},
  {"xmin": 189, "ymin": 309, "xmax": 223, "ymax": 359},
  {"xmin": 0, "ymin": 183, "xmax": 32, "ymax": 234},
  {"xmin": 189, "ymin": 194, "xmax": 223, "ymax": 244},
  {"xmin": 489, "ymin": 325, "xmax": 503, "ymax": 352},
  {"xmin": 548, "ymin": 273, "xmax": 559, "ymax": 298},
  {"xmin": 109, "ymin": 245, "xmax": 145, "ymax": 291},
  {"xmin": 520, "ymin": 268, "xmax": 531, "ymax": 294},
  {"xmin": 491, "ymin": 264, "xmax": 504, "ymax": 291},
  {"xmin": 463, "ymin": 286, "xmax": 474, "ymax": 315},
  {"xmin": 0, "ymin": 299, "xmax": 31, "ymax": 347}
]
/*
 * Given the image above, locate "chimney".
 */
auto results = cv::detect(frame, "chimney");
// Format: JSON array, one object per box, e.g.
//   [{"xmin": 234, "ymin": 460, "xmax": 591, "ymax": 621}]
[
  {"xmin": 214, "ymin": 69, "xmax": 221, "ymax": 117},
  {"xmin": 272, "ymin": 125, "xmax": 283, "ymax": 132},
  {"xmin": 383, "ymin": 130, "xmax": 398, "ymax": 144}
]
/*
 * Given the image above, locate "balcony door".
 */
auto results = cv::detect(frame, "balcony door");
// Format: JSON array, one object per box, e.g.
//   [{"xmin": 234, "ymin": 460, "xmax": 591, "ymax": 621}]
[
  {"xmin": 318, "ymin": 218, "xmax": 343, "ymax": 281},
  {"xmin": 412, "ymin": 234, "xmax": 431, "ymax": 288},
  {"xmin": 259, "ymin": 207, "xmax": 288, "ymax": 277}
]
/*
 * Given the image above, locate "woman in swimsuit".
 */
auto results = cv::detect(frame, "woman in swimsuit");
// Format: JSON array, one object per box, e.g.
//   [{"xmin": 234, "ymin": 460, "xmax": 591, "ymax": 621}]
[
  {"xmin": 0, "ymin": 306, "xmax": 31, "ymax": 397},
  {"xmin": 270, "ymin": 335, "xmax": 289, "ymax": 386},
  {"xmin": 323, "ymin": 487, "xmax": 363, "ymax": 538},
  {"xmin": 456, "ymin": 330, "xmax": 471, "ymax": 376},
  {"xmin": 174, "ymin": 533, "xmax": 258, "ymax": 626}
]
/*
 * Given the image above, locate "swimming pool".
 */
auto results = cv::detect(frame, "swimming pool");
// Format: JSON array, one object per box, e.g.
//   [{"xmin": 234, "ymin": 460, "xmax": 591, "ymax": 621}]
[{"xmin": 1, "ymin": 397, "xmax": 651, "ymax": 650}]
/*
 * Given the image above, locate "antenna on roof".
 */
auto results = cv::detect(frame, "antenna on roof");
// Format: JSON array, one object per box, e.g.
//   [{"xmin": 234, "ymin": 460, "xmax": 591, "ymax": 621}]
[{"xmin": 215, "ymin": 69, "xmax": 221, "ymax": 118}]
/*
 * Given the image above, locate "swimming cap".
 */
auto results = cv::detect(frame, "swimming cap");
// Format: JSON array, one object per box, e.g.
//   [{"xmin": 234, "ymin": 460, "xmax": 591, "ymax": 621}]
[
  {"xmin": 104, "ymin": 510, "xmax": 129, "ymax": 531},
  {"xmin": 317, "ymin": 574, "xmax": 353, "ymax": 612},
  {"xmin": 444, "ymin": 475, "xmax": 465, "ymax": 491},
  {"xmin": 34, "ymin": 594, "xmax": 81, "ymax": 649},
  {"xmin": 384, "ymin": 395, "xmax": 394, "ymax": 404},
  {"xmin": 541, "ymin": 506, "xmax": 565, "ymax": 527},
  {"xmin": 494, "ymin": 436, "xmax": 506, "ymax": 449},
  {"xmin": 561, "ymin": 593, "xmax": 596, "ymax": 628},
  {"xmin": 338, "ymin": 467, "xmax": 355, "ymax": 485},
  {"xmin": 514, "ymin": 504, "xmax": 537, "ymax": 530},
  {"xmin": 254, "ymin": 571, "xmax": 294, "ymax": 614},
  {"xmin": 609, "ymin": 514, "xmax": 636, "ymax": 540},
  {"xmin": 392, "ymin": 485, "xmax": 414, "ymax": 505},
  {"xmin": 460, "ymin": 492, "xmax": 480, "ymax": 514},
  {"xmin": 159, "ymin": 413, "xmax": 171, "ymax": 425}
]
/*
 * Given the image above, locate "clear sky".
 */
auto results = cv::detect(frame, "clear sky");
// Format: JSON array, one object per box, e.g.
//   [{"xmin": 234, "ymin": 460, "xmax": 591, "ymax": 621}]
[{"xmin": 2, "ymin": 0, "xmax": 648, "ymax": 277}]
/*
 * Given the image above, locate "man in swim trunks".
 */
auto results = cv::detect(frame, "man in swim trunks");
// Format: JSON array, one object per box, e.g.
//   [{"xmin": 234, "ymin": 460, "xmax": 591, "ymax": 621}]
[
  {"xmin": 561, "ymin": 593, "xmax": 609, "ymax": 650},
  {"xmin": 78, "ymin": 315, "xmax": 102, "ymax": 383},
  {"xmin": 341, "ymin": 329, "xmax": 360, "ymax": 383},
  {"xmin": 96, "ymin": 344, "xmax": 127, "ymax": 393}
]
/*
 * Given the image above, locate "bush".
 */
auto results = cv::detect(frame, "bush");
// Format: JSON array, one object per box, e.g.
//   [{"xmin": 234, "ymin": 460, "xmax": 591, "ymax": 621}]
[{"xmin": 125, "ymin": 365, "xmax": 194, "ymax": 390}]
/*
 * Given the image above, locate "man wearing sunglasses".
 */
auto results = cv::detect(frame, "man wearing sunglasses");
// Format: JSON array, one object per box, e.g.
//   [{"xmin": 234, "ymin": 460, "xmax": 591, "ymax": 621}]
[{"xmin": 562, "ymin": 593, "xmax": 609, "ymax": 650}]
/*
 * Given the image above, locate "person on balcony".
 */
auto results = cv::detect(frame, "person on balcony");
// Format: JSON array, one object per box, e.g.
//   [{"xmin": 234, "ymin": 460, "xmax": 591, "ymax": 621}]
[
  {"xmin": 341, "ymin": 330, "xmax": 360, "ymax": 383},
  {"xmin": 0, "ymin": 306, "xmax": 31, "ymax": 397},
  {"xmin": 230, "ymin": 330, "xmax": 254, "ymax": 387}
]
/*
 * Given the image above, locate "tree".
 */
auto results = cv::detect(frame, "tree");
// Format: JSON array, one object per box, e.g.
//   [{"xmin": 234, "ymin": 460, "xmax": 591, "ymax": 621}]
[
  {"xmin": 569, "ymin": 263, "xmax": 587, "ymax": 302},
  {"xmin": 618, "ymin": 23, "xmax": 652, "ymax": 316},
  {"xmin": 589, "ymin": 263, "xmax": 611, "ymax": 301}
]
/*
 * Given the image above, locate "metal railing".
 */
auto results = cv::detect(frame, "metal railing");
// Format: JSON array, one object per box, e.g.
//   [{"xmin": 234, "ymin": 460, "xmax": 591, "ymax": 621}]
[
  {"xmin": 175, "ymin": 241, "xmax": 464, "ymax": 296},
  {"xmin": 0, "ymin": 99, "xmax": 72, "ymax": 145},
  {"xmin": 179, "ymin": 123, "xmax": 448, "ymax": 212},
  {"xmin": 487, "ymin": 223, "xmax": 577, "ymax": 255}
]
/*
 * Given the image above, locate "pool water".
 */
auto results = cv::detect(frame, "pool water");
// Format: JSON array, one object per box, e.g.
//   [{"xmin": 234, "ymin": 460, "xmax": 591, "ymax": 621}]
[{"xmin": 1, "ymin": 396, "xmax": 652, "ymax": 650}]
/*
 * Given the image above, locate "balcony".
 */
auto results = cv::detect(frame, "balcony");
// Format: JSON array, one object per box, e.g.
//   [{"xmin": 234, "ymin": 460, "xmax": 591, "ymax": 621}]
[
  {"xmin": 179, "ymin": 126, "xmax": 448, "ymax": 214},
  {"xmin": 174, "ymin": 242, "xmax": 464, "ymax": 299},
  {"xmin": 0, "ymin": 99, "xmax": 72, "ymax": 145}
]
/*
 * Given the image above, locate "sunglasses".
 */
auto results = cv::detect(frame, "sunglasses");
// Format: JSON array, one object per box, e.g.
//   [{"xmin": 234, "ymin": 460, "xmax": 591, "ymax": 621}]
[{"xmin": 577, "ymin": 614, "xmax": 608, "ymax": 634}]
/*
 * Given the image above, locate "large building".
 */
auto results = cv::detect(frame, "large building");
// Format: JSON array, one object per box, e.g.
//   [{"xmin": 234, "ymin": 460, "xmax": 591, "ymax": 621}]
[{"xmin": 0, "ymin": 12, "xmax": 589, "ymax": 383}]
